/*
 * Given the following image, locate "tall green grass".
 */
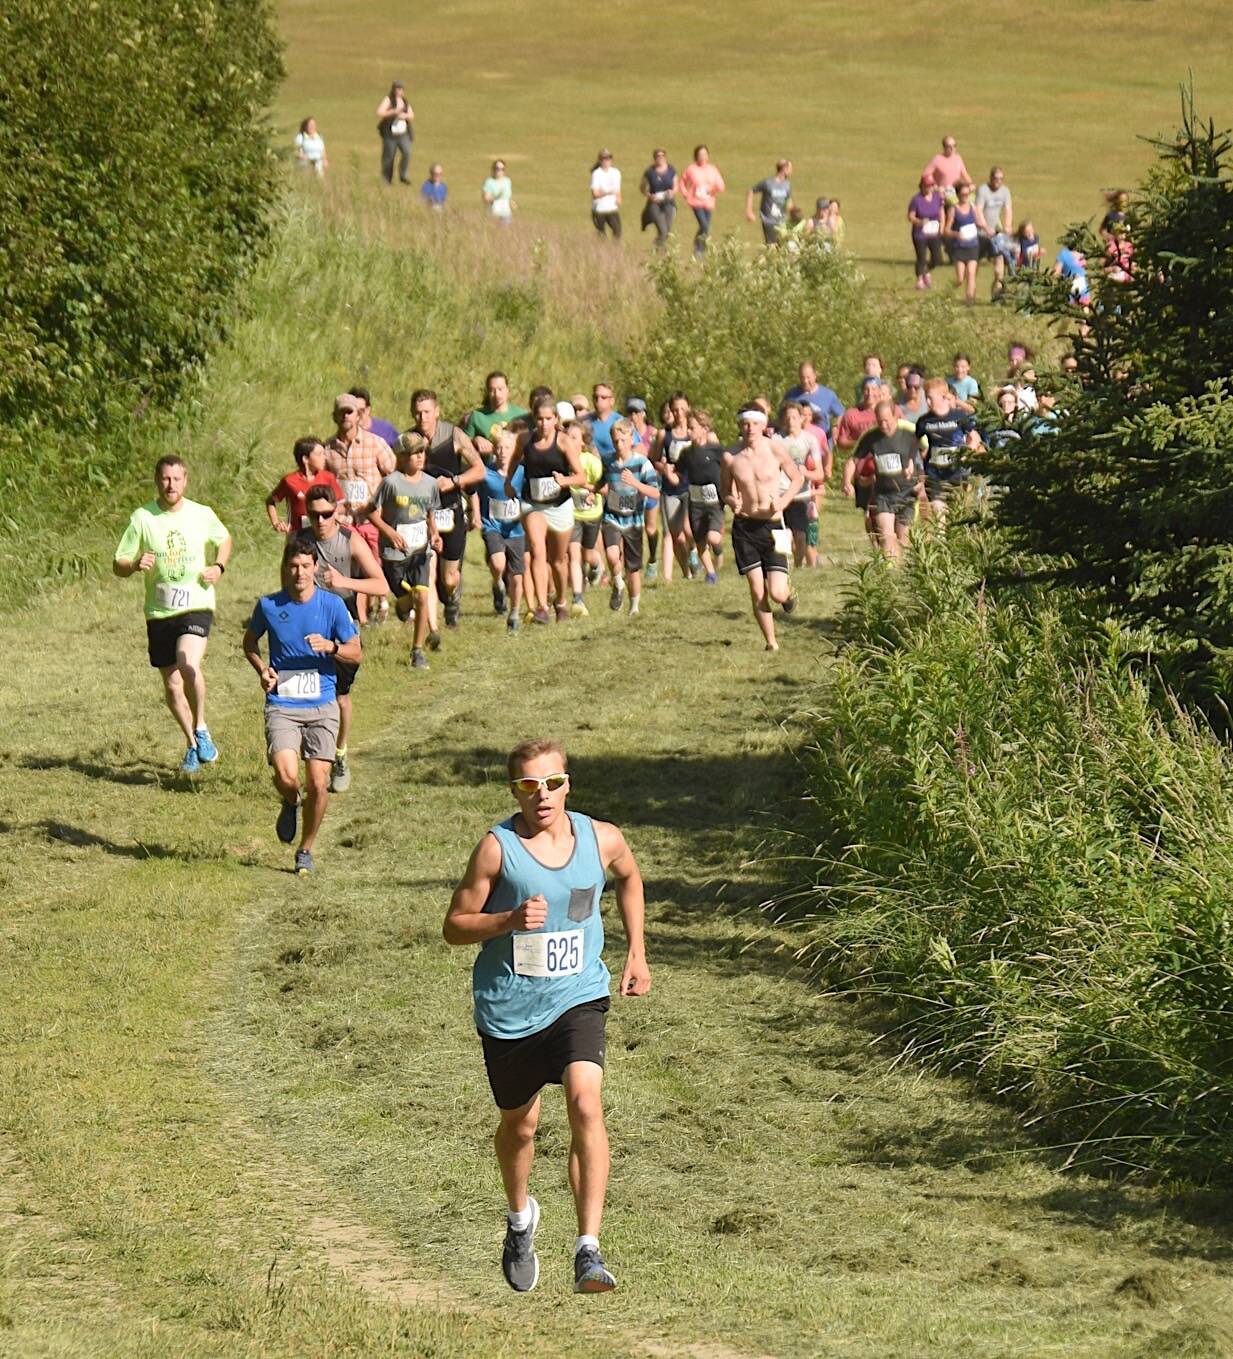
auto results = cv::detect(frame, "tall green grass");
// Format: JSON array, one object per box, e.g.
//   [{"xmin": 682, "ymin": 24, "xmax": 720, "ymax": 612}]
[{"xmin": 787, "ymin": 519, "xmax": 1233, "ymax": 1181}]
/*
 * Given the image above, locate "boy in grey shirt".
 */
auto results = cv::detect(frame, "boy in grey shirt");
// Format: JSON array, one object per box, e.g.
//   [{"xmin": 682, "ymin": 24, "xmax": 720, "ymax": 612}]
[{"xmin": 368, "ymin": 432, "xmax": 443, "ymax": 670}]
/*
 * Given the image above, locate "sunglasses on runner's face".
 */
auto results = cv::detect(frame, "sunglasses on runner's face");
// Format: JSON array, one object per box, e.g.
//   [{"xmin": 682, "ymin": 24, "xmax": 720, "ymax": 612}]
[
  {"xmin": 510, "ymin": 773, "xmax": 569, "ymax": 794},
  {"xmin": 307, "ymin": 507, "xmax": 334, "ymax": 520}
]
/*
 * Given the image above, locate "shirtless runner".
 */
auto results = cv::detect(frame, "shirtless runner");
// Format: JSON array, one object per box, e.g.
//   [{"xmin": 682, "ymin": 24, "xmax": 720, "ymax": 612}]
[{"xmin": 721, "ymin": 407, "xmax": 803, "ymax": 651}]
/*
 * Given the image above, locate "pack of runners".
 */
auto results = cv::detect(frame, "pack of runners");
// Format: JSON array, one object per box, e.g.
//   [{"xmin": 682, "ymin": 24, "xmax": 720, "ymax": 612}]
[{"xmin": 113, "ymin": 354, "xmax": 1055, "ymax": 870}]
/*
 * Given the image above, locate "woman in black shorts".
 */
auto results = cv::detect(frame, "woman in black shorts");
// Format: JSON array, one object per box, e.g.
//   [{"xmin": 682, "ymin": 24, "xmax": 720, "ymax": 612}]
[{"xmin": 944, "ymin": 181, "xmax": 983, "ymax": 306}]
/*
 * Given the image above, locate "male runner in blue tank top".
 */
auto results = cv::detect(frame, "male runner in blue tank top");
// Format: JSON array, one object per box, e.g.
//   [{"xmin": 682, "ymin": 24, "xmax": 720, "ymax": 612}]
[{"xmin": 443, "ymin": 738, "xmax": 651, "ymax": 1295}]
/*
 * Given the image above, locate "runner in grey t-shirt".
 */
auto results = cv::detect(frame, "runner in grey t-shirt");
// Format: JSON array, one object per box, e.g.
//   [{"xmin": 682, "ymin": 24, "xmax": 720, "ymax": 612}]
[
  {"xmin": 745, "ymin": 159, "xmax": 793, "ymax": 245},
  {"xmin": 975, "ymin": 167, "xmax": 1015, "ymax": 297}
]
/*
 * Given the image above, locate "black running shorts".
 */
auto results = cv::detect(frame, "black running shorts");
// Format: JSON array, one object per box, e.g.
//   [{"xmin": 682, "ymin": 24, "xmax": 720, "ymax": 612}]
[
  {"xmin": 480, "ymin": 997, "xmax": 610, "ymax": 1110},
  {"xmin": 688, "ymin": 505, "xmax": 724, "ymax": 543},
  {"xmin": 731, "ymin": 515, "xmax": 788, "ymax": 577},
  {"xmin": 383, "ymin": 554, "xmax": 431, "ymax": 593},
  {"xmin": 783, "ymin": 500, "xmax": 810, "ymax": 534},
  {"xmin": 435, "ymin": 508, "xmax": 468, "ymax": 563},
  {"xmin": 146, "ymin": 610, "xmax": 213, "ymax": 669}
]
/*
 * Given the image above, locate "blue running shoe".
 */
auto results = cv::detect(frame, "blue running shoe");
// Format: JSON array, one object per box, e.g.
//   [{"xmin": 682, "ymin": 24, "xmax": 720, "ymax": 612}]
[
  {"xmin": 294, "ymin": 848, "xmax": 314, "ymax": 876},
  {"xmin": 180, "ymin": 747, "xmax": 201, "ymax": 776},
  {"xmin": 194, "ymin": 728, "xmax": 218, "ymax": 763},
  {"xmin": 276, "ymin": 798, "xmax": 299, "ymax": 844}
]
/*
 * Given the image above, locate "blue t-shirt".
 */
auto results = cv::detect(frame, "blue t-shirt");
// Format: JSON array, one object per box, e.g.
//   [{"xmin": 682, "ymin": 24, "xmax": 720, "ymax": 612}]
[
  {"xmin": 783, "ymin": 383, "xmax": 844, "ymax": 434},
  {"xmin": 601, "ymin": 454, "xmax": 658, "ymax": 529},
  {"xmin": 421, "ymin": 180, "xmax": 447, "ymax": 206},
  {"xmin": 948, "ymin": 375, "xmax": 981, "ymax": 405},
  {"xmin": 588, "ymin": 412, "xmax": 620, "ymax": 460},
  {"xmin": 478, "ymin": 465, "xmax": 526, "ymax": 538},
  {"xmin": 248, "ymin": 589, "xmax": 357, "ymax": 709}
]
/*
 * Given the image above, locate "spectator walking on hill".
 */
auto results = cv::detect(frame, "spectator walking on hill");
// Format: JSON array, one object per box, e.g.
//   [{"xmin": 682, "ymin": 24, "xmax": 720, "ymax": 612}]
[
  {"xmin": 483, "ymin": 160, "xmax": 514, "ymax": 223},
  {"xmin": 975, "ymin": 167, "xmax": 1015, "ymax": 298},
  {"xmin": 746, "ymin": 159, "xmax": 793, "ymax": 245},
  {"xmin": 590, "ymin": 150, "xmax": 622, "ymax": 239},
  {"xmin": 421, "ymin": 163, "xmax": 448, "ymax": 210},
  {"xmin": 679, "ymin": 145, "xmax": 726, "ymax": 256},
  {"xmin": 294, "ymin": 117, "xmax": 327, "ymax": 177},
  {"xmin": 907, "ymin": 175, "xmax": 944, "ymax": 290},
  {"xmin": 376, "ymin": 80, "xmax": 414, "ymax": 185},
  {"xmin": 639, "ymin": 148, "xmax": 677, "ymax": 249},
  {"xmin": 944, "ymin": 181, "xmax": 983, "ymax": 305},
  {"xmin": 922, "ymin": 134, "xmax": 970, "ymax": 194}
]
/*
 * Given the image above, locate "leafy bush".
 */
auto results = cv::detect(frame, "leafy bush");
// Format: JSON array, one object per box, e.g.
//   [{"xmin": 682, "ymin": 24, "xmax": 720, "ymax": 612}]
[
  {"xmin": 788, "ymin": 519, "xmax": 1233, "ymax": 1180},
  {"xmin": 0, "ymin": 0, "xmax": 282, "ymax": 441},
  {"xmin": 617, "ymin": 237, "xmax": 1043, "ymax": 430},
  {"xmin": 987, "ymin": 97, "xmax": 1233, "ymax": 689}
]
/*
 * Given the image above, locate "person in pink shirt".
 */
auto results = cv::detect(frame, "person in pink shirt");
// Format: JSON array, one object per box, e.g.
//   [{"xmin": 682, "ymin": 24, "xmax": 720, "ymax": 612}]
[
  {"xmin": 922, "ymin": 135, "xmax": 971, "ymax": 194},
  {"xmin": 679, "ymin": 144, "xmax": 726, "ymax": 257}
]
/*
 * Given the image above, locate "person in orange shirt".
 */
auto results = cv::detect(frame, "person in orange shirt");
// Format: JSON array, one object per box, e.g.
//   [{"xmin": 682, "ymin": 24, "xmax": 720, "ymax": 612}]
[{"xmin": 679, "ymin": 144, "xmax": 726, "ymax": 257}]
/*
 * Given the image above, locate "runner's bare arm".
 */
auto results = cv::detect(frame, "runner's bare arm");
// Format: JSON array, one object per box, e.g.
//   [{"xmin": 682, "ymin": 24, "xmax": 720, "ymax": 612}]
[
  {"xmin": 505, "ymin": 435, "xmax": 527, "ymax": 500},
  {"xmin": 326, "ymin": 530, "xmax": 387, "ymax": 596},
  {"xmin": 721, "ymin": 454, "xmax": 740, "ymax": 513},
  {"xmin": 555, "ymin": 442, "xmax": 588, "ymax": 490},
  {"xmin": 454, "ymin": 429, "xmax": 487, "ymax": 489},
  {"xmin": 305, "ymin": 631, "xmax": 362, "ymax": 664},
  {"xmin": 594, "ymin": 820, "xmax": 650, "ymax": 997},
  {"xmin": 443, "ymin": 834, "xmax": 548, "ymax": 943},
  {"xmin": 241, "ymin": 627, "xmax": 278, "ymax": 692},
  {"xmin": 266, "ymin": 486, "xmax": 289, "ymax": 532}
]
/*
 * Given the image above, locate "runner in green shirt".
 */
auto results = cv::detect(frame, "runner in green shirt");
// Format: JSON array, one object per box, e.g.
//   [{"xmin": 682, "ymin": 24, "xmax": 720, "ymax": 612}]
[
  {"xmin": 464, "ymin": 371, "xmax": 530, "ymax": 458},
  {"xmin": 113, "ymin": 455, "xmax": 232, "ymax": 774}
]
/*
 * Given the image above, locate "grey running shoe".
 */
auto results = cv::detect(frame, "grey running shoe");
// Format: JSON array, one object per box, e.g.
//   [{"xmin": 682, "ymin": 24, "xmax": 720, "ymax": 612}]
[
  {"xmin": 426, "ymin": 629, "xmax": 442, "ymax": 651},
  {"xmin": 645, "ymin": 562, "xmax": 658, "ymax": 581},
  {"xmin": 502, "ymin": 1198, "xmax": 540, "ymax": 1292},
  {"xmin": 276, "ymin": 798, "xmax": 299, "ymax": 844},
  {"xmin": 506, "ymin": 614, "xmax": 521, "ymax": 635},
  {"xmin": 782, "ymin": 592, "xmax": 799, "ymax": 615},
  {"xmin": 410, "ymin": 648, "xmax": 429, "ymax": 670},
  {"xmin": 330, "ymin": 754, "xmax": 351, "ymax": 793},
  {"xmin": 573, "ymin": 1244, "xmax": 616, "ymax": 1293},
  {"xmin": 493, "ymin": 583, "xmax": 507, "ymax": 614},
  {"xmin": 294, "ymin": 848, "xmax": 314, "ymax": 875},
  {"xmin": 609, "ymin": 578, "xmax": 625, "ymax": 611}
]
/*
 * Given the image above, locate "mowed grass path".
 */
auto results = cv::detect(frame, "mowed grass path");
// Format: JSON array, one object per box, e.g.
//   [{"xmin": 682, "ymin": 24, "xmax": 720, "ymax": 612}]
[
  {"xmin": 3, "ymin": 498, "xmax": 1233, "ymax": 1357},
  {"xmin": 276, "ymin": 0, "xmax": 1233, "ymax": 284}
]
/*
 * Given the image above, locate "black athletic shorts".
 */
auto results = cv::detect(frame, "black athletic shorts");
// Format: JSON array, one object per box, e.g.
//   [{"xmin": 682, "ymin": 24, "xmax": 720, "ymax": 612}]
[
  {"xmin": 602, "ymin": 522, "xmax": 643, "ymax": 574},
  {"xmin": 731, "ymin": 515, "xmax": 788, "ymax": 577},
  {"xmin": 146, "ymin": 610, "xmax": 212, "ymax": 669},
  {"xmin": 688, "ymin": 504, "xmax": 724, "ymax": 543},
  {"xmin": 783, "ymin": 500, "xmax": 810, "ymax": 534},
  {"xmin": 435, "ymin": 508, "xmax": 468, "ymax": 563},
  {"xmin": 571, "ymin": 518, "xmax": 601, "ymax": 550},
  {"xmin": 875, "ymin": 491, "xmax": 917, "ymax": 524},
  {"xmin": 334, "ymin": 658, "xmax": 359, "ymax": 697},
  {"xmin": 855, "ymin": 482, "xmax": 874, "ymax": 511},
  {"xmin": 383, "ymin": 554, "xmax": 431, "ymax": 593},
  {"xmin": 480, "ymin": 996, "xmax": 610, "ymax": 1110}
]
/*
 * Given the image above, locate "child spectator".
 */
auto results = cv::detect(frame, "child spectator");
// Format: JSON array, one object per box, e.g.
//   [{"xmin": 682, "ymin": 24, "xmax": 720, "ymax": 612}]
[
  {"xmin": 420, "ymin": 163, "xmax": 447, "ymax": 210},
  {"xmin": 948, "ymin": 354, "xmax": 981, "ymax": 412},
  {"xmin": 1016, "ymin": 221, "xmax": 1041, "ymax": 270}
]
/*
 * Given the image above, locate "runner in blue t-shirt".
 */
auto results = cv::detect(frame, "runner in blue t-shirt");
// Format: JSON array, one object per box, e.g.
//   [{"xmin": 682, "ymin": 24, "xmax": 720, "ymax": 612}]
[
  {"xmin": 242, "ymin": 536, "xmax": 361, "ymax": 875},
  {"xmin": 587, "ymin": 381, "xmax": 620, "ymax": 459},
  {"xmin": 477, "ymin": 432, "xmax": 527, "ymax": 631}
]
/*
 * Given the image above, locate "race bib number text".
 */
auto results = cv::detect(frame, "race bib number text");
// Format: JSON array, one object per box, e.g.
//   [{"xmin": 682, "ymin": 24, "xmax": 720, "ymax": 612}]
[
  {"xmin": 513, "ymin": 930, "xmax": 584, "ymax": 978},
  {"xmin": 530, "ymin": 476, "xmax": 559, "ymax": 503},
  {"xmin": 276, "ymin": 668, "xmax": 322, "ymax": 701}
]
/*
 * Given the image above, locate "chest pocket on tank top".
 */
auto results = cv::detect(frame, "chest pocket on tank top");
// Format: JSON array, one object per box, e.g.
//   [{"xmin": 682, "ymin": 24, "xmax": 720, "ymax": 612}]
[{"xmin": 567, "ymin": 885, "xmax": 597, "ymax": 922}]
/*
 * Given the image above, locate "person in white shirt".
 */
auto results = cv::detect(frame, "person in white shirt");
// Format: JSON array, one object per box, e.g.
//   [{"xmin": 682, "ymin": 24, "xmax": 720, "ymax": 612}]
[
  {"xmin": 590, "ymin": 149, "xmax": 622, "ymax": 239},
  {"xmin": 294, "ymin": 117, "xmax": 327, "ymax": 177}
]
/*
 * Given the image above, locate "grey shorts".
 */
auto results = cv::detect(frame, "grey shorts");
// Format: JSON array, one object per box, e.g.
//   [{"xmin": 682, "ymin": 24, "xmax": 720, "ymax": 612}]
[
  {"xmin": 662, "ymin": 493, "xmax": 688, "ymax": 533},
  {"xmin": 484, "ymin": 530, "xmax": 525, "ymax": 576},
  {"xmin": 265, "ymin": 701, "xmax": 340, "ymax": 764}
]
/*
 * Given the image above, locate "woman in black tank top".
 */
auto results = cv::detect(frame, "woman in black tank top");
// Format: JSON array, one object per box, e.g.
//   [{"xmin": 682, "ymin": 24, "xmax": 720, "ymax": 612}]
[{"xmin": 506, "ymin": 399, "xmax": 586, "ymax": 624}]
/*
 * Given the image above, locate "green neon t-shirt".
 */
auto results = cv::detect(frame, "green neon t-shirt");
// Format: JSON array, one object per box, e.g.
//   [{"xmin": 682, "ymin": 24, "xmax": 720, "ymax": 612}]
[{"xmin": 114, "ymin": 498, "xmax": 229, "ymax": 619}]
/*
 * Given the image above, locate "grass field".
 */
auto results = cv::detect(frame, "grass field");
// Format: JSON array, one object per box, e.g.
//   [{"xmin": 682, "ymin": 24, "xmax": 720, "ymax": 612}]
[
  {"xmin": 5, "ymin": 12, "xmax": 1233, "ymax": 1354},
  {"xmin": 275, "ymin": 0, "xmax": 1233, "ymax": 284}
]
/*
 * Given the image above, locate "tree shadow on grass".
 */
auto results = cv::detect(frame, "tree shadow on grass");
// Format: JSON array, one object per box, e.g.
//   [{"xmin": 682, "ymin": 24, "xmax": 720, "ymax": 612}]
[
  {"xmin": 16, "ymin": 753, "xmax": 186, "ymax": 792},
  {"xmin": 0, "ymin": 818, "xmax": 207, "ymax": 861}
]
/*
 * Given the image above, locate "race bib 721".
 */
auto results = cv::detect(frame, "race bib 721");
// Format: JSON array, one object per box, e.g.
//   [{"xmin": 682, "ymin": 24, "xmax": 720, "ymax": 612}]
[{"xmin": 155, "ymin": 581, "xmax": 193, "ymax": 611}]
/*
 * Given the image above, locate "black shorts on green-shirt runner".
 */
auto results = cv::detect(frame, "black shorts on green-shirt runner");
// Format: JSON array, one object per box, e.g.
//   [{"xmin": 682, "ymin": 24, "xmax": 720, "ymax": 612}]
[{"xmin": 146, "ymin": 610, "xmax": 213, "ymax": 668}]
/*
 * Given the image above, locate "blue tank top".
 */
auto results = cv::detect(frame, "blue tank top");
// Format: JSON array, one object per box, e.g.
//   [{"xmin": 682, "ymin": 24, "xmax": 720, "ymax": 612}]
[{"xmin": 472, "ymin": 812, "xmax": 610, "ymax": 1038}]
